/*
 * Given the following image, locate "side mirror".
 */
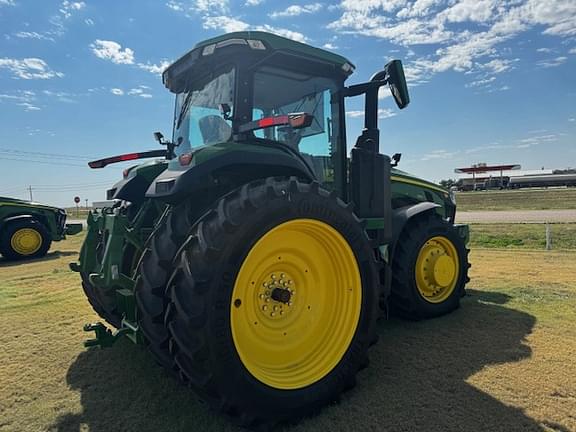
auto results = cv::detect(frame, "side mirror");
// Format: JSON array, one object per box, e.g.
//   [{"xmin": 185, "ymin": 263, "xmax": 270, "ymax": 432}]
[
  {"xmin": 384, "ymin": 60, "xmax": 410, "ymax": 110},
  {"xmin": 153, "ymin": 131, "xmax": 165, "ymax": 144},
  {"xmin": 392, "ymin": 153, "xmax": 402, "ymax": 167}
]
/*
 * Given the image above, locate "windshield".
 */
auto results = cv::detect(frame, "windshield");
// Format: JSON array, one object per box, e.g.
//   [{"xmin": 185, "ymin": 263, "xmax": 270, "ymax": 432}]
[
  {"xmin": 173, "ymin": 66, "xmax": 235, "ymax": 156},
  {"xmin": 253, "ymin": 66, "xmax": 339, "ymax": 186}
]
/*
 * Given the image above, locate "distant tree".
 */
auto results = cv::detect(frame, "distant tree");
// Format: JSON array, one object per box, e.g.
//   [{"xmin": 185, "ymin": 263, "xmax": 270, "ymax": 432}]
[{"xmin": 439, "ymin": 178, "xmax": 457, "ymax": 188}]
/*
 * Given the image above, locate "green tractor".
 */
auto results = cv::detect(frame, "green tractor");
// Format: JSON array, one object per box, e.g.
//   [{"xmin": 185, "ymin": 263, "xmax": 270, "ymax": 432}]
[
  {"xmin": 72, "ymin": 32, "xmax": 470, "ymax": 426},
  {"xmin": 0, "ymin": 196, "xmax": 82, "ymax": 261}
]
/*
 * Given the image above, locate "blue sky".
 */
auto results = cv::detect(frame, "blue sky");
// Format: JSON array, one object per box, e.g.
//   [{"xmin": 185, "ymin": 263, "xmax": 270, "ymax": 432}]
[{"xmin": 0, "ymin": 0, "xmax": 575, "ymax": 207}]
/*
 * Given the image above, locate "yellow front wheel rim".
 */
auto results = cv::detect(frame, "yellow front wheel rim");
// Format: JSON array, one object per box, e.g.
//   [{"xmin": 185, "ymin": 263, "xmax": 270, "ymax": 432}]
[
  {"xmin": 231, "ymin": 219, "xmax": 362, "ymax": 390},
  {"xmin": 415, "ymin": 235, "xmax": 459, "ymax": 303},
  {"xmin": 11, "ymin": 228, "xmax": 43, "ymax": 255}
]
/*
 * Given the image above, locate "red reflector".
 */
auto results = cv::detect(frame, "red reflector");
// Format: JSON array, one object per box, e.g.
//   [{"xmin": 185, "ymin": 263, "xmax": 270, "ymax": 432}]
[
  {"xmin": 179, "ymin": 153, "xmax": 193, "ymax": 166},
  {"xmin": 258, "ymin": 117, "xmax": 275, "ymax": 128},
  {"xmin": 120, "ymin": 153, "xmax": 139, "ymax": 161}
]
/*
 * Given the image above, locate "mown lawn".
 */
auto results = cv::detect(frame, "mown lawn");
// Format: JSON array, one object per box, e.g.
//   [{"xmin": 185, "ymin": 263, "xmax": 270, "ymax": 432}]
[
  {"xmin": 469, "ymin": 223, "xmax": 576, "ymax": 249},
  {"xmin": 456, "ymin": 188, "xmax": 576, "ymax": 211},
  {"xmin": 1, "ymin": 237, "xmax": 575, "ymax": 432}
]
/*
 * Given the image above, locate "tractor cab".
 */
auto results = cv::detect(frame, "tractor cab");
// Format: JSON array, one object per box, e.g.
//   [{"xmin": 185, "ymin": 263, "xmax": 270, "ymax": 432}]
[{"xmin": 151, "ymin": 31, "xmax": 409, "ymax": 232}]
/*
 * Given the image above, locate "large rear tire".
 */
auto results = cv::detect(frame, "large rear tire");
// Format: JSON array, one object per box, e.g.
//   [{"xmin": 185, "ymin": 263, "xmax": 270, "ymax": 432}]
[
  {"xmin": 165, "ymin": 177, "xmax": 379, "ymax": 427},
  {"xmin": 390, "ymin": 212, "xmax": 470, "ymax": 320},
  {"xmin": 134, "ymin": 202, "xmax": 198, "ymax": 372}
]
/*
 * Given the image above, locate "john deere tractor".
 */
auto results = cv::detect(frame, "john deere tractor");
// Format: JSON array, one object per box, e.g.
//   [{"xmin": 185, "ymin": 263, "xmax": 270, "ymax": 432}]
[
  {"xmin": 72, "ymin": 31, "xmax": 469, "ymax": 426},
  {"xmin": 0, "ymin": 196, "xmax": 82, "ymax": 261}
]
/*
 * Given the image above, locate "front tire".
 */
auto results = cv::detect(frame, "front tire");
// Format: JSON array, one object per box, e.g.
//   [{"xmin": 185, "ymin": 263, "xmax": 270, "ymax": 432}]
[
  {"xmin": 0, "ymin": 219, "xmax": 51, "ymax": 261},
  {"xmin": 390, "ymin": 212, "xmax": 470, "ymax": 320},
  {"xmin": 165, "ymin": 177, "xmax": 379, "ymax": 426}
]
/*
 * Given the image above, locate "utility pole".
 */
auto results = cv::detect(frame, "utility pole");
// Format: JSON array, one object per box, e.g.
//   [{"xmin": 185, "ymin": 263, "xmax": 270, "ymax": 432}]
[
  {"xmin": 28, "ymin": 185, "xmax": 33, "ymax": 201},
  {"xmin": 85, "ymin": 198, "xmax": 88, "ymax": 209}
]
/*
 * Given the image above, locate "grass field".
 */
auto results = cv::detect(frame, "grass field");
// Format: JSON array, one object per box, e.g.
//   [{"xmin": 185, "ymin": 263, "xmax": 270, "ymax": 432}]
[
  {"xmin": 1, "ymin": 236, "xmax": 576, "ymax": 432},
  {"xmin": 470, "ymin": 223, "xmax": 576, "ymax": 249},
  {"xmin": 456, "ymin": 188, "xmax": 576, "ymax": 211}
]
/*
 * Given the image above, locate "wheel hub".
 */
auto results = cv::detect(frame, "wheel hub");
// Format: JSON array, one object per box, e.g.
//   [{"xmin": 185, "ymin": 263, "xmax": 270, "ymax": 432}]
[
  {"xmin": 258, "ymin": 273, "xmax": 295, "ymax": 319},
  {"xmin": 415, "ymin": 236, "xmax": 460, "ymax": 304}
]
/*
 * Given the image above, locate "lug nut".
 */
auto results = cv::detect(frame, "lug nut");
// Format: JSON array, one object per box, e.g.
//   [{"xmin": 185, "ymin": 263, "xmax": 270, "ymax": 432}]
[{"xmin": 262, "ymin": 305, "xmax": 268, "ymax": 311}]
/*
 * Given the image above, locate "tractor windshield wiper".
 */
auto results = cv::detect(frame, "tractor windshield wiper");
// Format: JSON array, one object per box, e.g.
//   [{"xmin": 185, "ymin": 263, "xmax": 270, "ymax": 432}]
[{"xmin": 176, "ymin": 91, "xmax": 194, "ymax": 129}]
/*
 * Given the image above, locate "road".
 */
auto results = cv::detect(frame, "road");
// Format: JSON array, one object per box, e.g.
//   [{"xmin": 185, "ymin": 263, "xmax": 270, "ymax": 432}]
[
  {"xmin": 456, "ymin": 209, "xmax": 576, "ymax": 224},
  {"xmin": 69, "ymin": 209, "xmax": 576, "ymax": 228}
]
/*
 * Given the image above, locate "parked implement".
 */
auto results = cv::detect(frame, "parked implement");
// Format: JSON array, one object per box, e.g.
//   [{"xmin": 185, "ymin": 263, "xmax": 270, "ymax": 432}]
[
  {"xmin": 0, "ymin": 197, "xmax": 82, "ymax": 260},
  {"xmin": 73, "ymin": 32, "xmax": 470, "ymax": 426}
]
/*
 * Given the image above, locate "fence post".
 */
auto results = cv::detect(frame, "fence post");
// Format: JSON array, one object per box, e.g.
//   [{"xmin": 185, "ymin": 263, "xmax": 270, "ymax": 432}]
[{"xmin": 545, "ymin": 222, "xmax": 552, "ymax": 250}]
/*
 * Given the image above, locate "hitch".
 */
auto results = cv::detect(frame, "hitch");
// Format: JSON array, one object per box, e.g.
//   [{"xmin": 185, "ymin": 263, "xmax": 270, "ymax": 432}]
[{"xmin": 83, "ymin": 322, "xmax": 130, "ymax": 348}]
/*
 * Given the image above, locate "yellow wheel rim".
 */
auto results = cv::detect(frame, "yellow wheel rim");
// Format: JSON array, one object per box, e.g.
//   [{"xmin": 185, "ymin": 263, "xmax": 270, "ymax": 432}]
[
  {"xmin": 231, "ymin": 219, "xmax": 362, "ymax": 390},
  {"xmin": 10, "ymin": 228, "xmax": 43, "ymax": 256},
  {"xmin": 415, "ymin": 236, "xmax": 459, "ymax": 304}
]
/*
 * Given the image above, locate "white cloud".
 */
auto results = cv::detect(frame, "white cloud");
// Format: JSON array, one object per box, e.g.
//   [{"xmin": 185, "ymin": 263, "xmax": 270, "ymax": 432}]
[
  {"xmin": 14, "ymin": 31, "xmax": 55, "ymax": 42},
  {"xmin": 60, "ymin": 1, "xmax": 85, "ymax": 19},
  {"xmin": 537, "ymin": 47, "xmax": 552, "ymax": 53},
  {"xmin": 0, "ymin": 90, "xmax": 40, "ymax": 111},
  {"xmin": 166, "ymin": 0, "xmax": 229, "ymax": 15},
  {"xmin": 138, "ymin": 60, "xmax": 171, "ymax": 75},
  {"xmin": 42, "ymin": 90, "xmax": 77, "ymax": 103},
  {"xmin": 346, "ymin": 108, "xmax": 396, "ymax": 119},
  {"xmin": 569, "ymin": 47, "xmax": 576, "ymax": 54},
  {"xmin": 246, "ymin": 0, "xmax": 264, "ymax": 5},
  {"xmin": 91, "ymin": 40, "xmax": 135, "ymax": 65},
  {"xmin": 322, "ymin": 42, "xmax": 338, "ymax": 49},
  {"xmin": 84, "ymin": 18, "xmax": 94, "ymax": 26},
  {"xmin": 166, "ymin": 1, "xmax": 184, "ymax": 11},
  {"xmin": 329, "ymin": 0, "xmax": 576, "ymax": 85},
  {"xmin": 465, "ymin": 76, "xmax": 496, "ymax": 88},
  {"xmin": 421, "ymin": 149, "xmax": 459, "ymax": 161},
  {"xmin": 110, "ymin": 88, "xmax": 124, "ymax": 96},
  {"xmin": 18, "ymin": 102, "xmax": 41, "ymax": 111},
  {"xmin": 537, "ymin": 56, "xmax": 567, "ymax": 68},
  {"xmin": 0, "ymin": 58, "xmax": 63, "ymax": 79},
  {"xmin": 568, "ymin": 117, "xmax": 575, "ymax": 122},
  {"xmin": 127, "ymin": 86, "xmax": 153, "ymax": 98},
  {"xmin": 203, "ymin": 16, "xmax": 308, "ymax": 42},
  {"xmin": 203, "ymin": 16, "xmax": 249, "ymax": 33},
  {"xmin": 0, "ymin": 0, "xmax": 16, "ymax": 6},
  {"xmin": 270, "ymin": 3, "xmax": 322, "ymax": 19},
  {"xmin": 256, "ymin": 24, "xmax": 308, "ymax": 43}
]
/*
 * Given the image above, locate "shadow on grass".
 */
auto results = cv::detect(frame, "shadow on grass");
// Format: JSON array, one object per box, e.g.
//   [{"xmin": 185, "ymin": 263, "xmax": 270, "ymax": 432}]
[
  {"xmin": 0, "ymin": 250, "xmax": 77, "ymax": 267},
  {"xmin": 51, "ymin": 290, "xmax": 565, "ymax": 432}
]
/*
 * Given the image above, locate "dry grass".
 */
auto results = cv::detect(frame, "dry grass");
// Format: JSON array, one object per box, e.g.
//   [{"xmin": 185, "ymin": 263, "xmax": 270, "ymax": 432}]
[{"xmin": 1, "ymin": 238, "xmax": 575, "ymax": 432}]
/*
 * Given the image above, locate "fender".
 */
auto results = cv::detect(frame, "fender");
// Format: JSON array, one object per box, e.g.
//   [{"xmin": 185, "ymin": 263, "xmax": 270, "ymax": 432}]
[
  {"xmin": 106, "ymin": 161, "xmax": 168, "ymax": 203},
  {"xmin": 0, "ymin": 214, "xmax": 37, "ymax": 230},
  {"xmin": 107, "ymin": 175, "xmax": 151, "ymax": 204},
  {"xmin": 390, "ymin": 201, "xmax": 441, "ymax": 256},
  {"xmin": 146, "ymin": 149, "xmax": 316, "ymax": 203}
]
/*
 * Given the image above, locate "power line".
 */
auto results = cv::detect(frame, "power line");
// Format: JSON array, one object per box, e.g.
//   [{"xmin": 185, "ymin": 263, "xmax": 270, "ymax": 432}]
[
  {"xmin": 0, "ymin": 156, "xmax": 123, "ymax": 169},
  {"xmin": 0, "ymin": 148, "xmax": 97, "ymax": 160}
]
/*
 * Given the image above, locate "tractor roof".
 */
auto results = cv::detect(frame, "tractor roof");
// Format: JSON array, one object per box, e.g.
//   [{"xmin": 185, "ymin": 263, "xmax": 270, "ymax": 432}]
[{"xmin": 163, "ymin": 31, "xmax": 355, "ymax": 92}]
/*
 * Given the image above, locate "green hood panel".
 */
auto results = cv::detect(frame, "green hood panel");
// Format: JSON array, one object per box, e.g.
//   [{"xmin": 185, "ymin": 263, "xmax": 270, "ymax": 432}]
[
  {"xmin": 0, "ymin": 196, "xmax": 62, "ymax": 212},
  {"xmin": 391, "ymin": 168, "xmax": 448, "ymax": 195}
]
